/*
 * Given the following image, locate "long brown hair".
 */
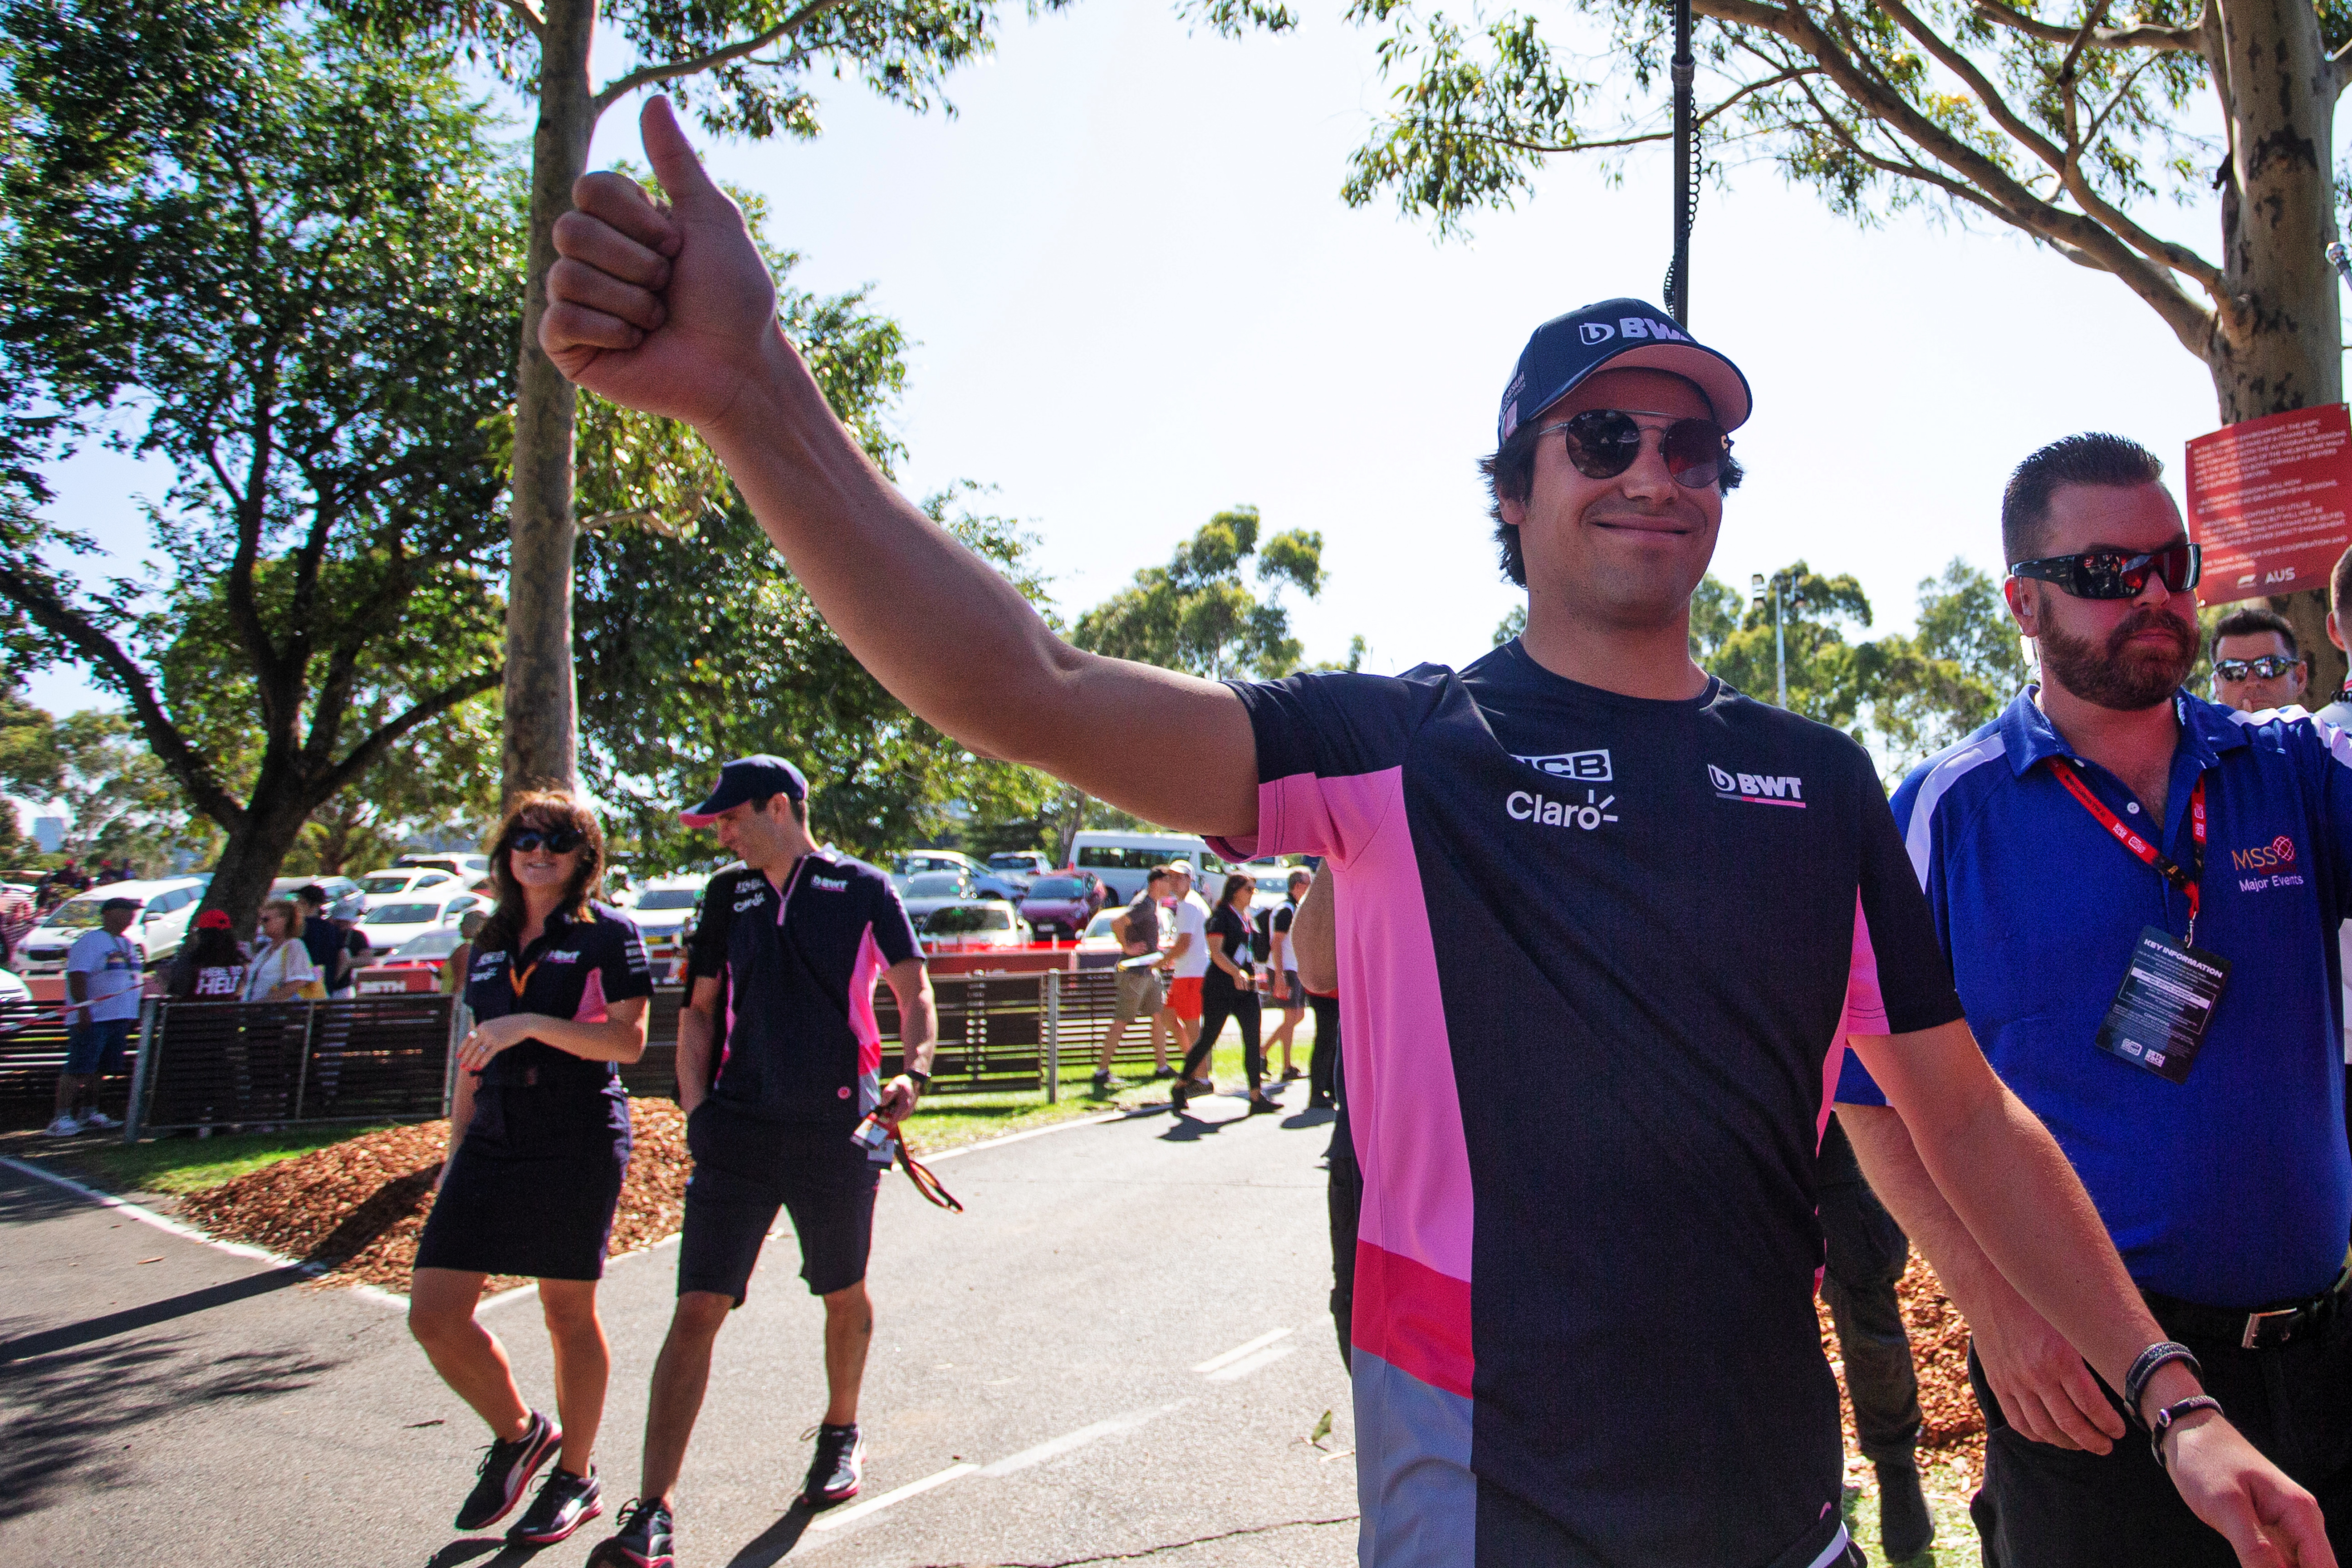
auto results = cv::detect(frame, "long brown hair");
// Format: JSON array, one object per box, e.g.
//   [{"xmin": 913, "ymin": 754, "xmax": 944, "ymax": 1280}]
[{"xmin": 478, "ymin": 790, "xmax": 606, "ymax": 954}]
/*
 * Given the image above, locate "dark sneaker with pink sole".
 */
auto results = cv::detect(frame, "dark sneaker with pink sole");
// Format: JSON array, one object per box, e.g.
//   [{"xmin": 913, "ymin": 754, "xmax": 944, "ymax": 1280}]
[
  {"xmin": 800, "ymin": 1422, "xmax": 865, "ymax": 1507},
  {"xmin": 453, "ymin": 1409, "xmax": 560, "ymax": 1531},
  {"xmin": 508, "ymin": 1465, "xmax": 602, "ymax": 1545},
  {"xmin": 586, "ymin": 1498, "xmax": 674, "ymax": 1568}
]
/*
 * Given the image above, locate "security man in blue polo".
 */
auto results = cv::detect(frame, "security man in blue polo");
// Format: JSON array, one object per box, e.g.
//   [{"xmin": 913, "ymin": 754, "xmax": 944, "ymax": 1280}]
[
  {"xmin": 589, "ymin": 756, "xmax": 937, "ymax": 1568},
  {"xmin": 1837, "ymin": 433, "xmax": 2352, "ymax": 1566}
]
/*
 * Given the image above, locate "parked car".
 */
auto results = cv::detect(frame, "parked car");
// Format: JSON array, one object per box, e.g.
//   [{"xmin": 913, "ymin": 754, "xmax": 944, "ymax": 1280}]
[
  {"xmin": 625, "ymin": 873, "xmax": 709, "ymax": 973},
  {"xmin": 899, "ymin": 871, "xmax": 986, "ymax": 926},
  {"xmin": 1018, "ymin": 872, "xmax": 1107, "ymax": 941},
  {"xmin": 353, "ymin": 889, "xmax": 489, "ymax": 957},
  {"xmin": 891, "ymin": 852, "xmax": 1025, "ymax": 902},
  {"xmin": 914, "ymin": 900, "xmax": 1031, "ymax": 953},
  {"xmin": 989, "ymin": 851, "xmax": 1053, "ymax": 880},
  {"xmin": 351, "ymin": 926, "xmax": 472, "ymax": 993},
  {"xmin": 395, "ymin": 852, "xmax": 492, "ymax": 888},
  {"xmin": 18, "ymin": 878, "xmax": 209, "ymax": 974},
  {"xmin": 1068, "ymin": 830, "xmax": 1230, "ymax": 903},
  {"xmin": 357, "ymin": 865, "xmax": 464, "ymax": 907}
]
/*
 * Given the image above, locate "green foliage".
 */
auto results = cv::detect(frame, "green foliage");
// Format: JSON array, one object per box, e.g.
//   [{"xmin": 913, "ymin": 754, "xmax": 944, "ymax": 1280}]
[
  {"xmin": 1692, "ymin": 561, "xmax": 1876, "ymax": 732},
  {"xmin": 1493, "ymin": 604, "xmax": 1527, "ymax": 647},
  {"xmin": 1859, "ymin": 559, "xmax": 2032, "ymax": 775},
  {"xmin": 1072, "ymin": 506, "xmax": 1328, "ymax": 680},
  {"xmin": 49, "ymin": 710, "xmax": 221, "ymax": 872}
]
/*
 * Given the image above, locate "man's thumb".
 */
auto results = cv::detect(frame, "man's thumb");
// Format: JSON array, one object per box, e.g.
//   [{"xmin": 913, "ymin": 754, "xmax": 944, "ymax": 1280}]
[{"xmin": 642, "ymin": 95, "xmax": 722, "ymax": 208}]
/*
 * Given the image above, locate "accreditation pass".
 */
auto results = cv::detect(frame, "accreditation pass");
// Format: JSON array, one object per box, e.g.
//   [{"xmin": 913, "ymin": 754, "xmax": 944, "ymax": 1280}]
[{"xmin": 2093, "ymin": 926, "xmax": 2230, "ymax": 1085}]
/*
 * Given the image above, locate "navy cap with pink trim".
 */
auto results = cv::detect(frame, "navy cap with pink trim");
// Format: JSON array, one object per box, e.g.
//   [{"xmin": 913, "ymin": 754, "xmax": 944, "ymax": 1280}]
[
  {"xmin": 680, "ymin": 754, "xmax": 808, "ymax": 827},
  {"xmin": 1497, "ymin": 299, "xmax": 1753, "ymax": 446}
]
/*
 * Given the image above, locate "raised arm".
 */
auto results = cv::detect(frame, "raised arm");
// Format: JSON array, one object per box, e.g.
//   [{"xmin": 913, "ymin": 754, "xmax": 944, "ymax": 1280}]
[{"xmin": 540, "ymin": 98, "xmax": 1257, "ymax": 838}]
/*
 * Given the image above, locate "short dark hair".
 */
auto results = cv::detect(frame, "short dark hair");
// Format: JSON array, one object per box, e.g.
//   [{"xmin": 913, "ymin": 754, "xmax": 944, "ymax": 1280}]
[
  {"xmin": 294, "ymin": 883, "xmax": 329, "ymax": 907},
  {"xmin": 1478, "ymin": 394, "xmax": 1744, "ymax": 588},
  {"xmin": 2000, "ymin": 433, "xmax": 2165, "ymax": 567},
  {"xmin": 1144, "ymin": 867, "xmax": 1170, "ymax": 886},
  {"xmin": 748, "ymin": 791, "xmax": 808, "ymax": 826},
  {"xmin": 2213, "ymin": 605, "xmax": 2298, "ymax": 657}
]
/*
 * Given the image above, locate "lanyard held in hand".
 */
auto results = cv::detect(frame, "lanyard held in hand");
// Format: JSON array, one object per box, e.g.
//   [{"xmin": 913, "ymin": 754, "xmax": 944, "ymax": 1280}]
[{"xmin": 2048, "ymin": 761, "xmax": 2206, "ymax": 942}]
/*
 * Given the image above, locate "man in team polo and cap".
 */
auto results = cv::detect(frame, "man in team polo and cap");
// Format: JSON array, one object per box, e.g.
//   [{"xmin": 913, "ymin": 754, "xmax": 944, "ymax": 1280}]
[
  {"xmin": 590, "ymin": 755, "xmax": 936, "ymax": 1568},
  {"xmin": 540, "ymin": 99, "xmax": 2328, "ymax": 1567}
]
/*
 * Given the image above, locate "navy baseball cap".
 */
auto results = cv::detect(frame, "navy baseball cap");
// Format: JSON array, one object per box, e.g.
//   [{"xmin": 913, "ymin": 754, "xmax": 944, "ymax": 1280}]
[
  {"xmin": 680, "ymin": 754, "xmax": 808, "ymax": 827},
  {"xmin": 1497, "ymin": 299, "xmax": 1753, "ymax": 446}
]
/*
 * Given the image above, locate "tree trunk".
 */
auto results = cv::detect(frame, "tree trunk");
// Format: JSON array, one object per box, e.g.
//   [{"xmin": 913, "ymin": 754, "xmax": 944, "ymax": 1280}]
[
  {"xmin": 503, "ymin": 0, "xmax": 600, "ymax": 799},
  {"xmin": 2205, "ymin": 0, "xmax": 2346, "ymax": 697},
  {"xmin": 199, "ymin": 798, "xmax": 317, "ymax": 938}
]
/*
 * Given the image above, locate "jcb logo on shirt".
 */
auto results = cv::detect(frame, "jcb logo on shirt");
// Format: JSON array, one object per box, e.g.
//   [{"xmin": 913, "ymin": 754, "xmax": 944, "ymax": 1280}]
[
  {"xmin": 1708, "ymin": 764, "xmax": 1807, "ymax": 807},
  {"xmin": 1514, "ymin": 748, "xmax": 1612, "ymax": 782}
]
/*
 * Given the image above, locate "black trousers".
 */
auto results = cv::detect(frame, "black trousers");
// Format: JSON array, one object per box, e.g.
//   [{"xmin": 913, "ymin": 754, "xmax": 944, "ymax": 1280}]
[
  {"xmin": 1818, "ymin": 1113, "xmax": 1923, "ymax": 1466},
  {"xmin": 1970, "ymin": 1300, "xmax": 2352, "ymax": 1567},
  {"xmin": 1180, "ymin": 985, "xmax": 1262, "ymax": 1091},
  {"xmin": 1308, "ymin": 990, "xmax": 1340, "ymax": 1105},
  {"xmin": 1321, "ymin": 997, "xmax": 1359, "ymax": 1369}
]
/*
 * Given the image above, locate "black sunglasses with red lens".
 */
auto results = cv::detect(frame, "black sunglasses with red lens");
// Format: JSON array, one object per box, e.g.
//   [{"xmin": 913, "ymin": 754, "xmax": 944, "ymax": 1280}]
[
  {"xmin": 511, "ymin": 826, "xmax": 584, "ymax": 854},
  {"xmin": 2008, "ymin": 542, "xmax": 2201, "ymax": 600},
  {"xmin": 1534, "ymin": 408, "xmax": 1733, "ymax": 490}
]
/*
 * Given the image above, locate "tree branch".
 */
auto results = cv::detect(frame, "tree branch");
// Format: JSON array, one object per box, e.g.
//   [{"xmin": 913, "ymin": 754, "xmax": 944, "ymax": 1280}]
[
  {"xmin": 494, "ymin": 0, "xmax": 546, "ymax": 39},
  {"xmin": 306, "ymin": 667, "xmax": 502, "ymax": 808},
  {"xmin": 2331, "ymin": 34, "xmax": 2352, "ymax": 100},
  {"xmin": 1969, "ymin": 0, "xmax": 2204, "ymax": 52},
  {"xmin": 593, "ymin": 0, "xmax": 853, "ymax": 113},
  {"xmin": 0, "ymin": 561, "xmax": 244, "ymax": 830},
  {"xmin": 1427, "ymin": 65, "xmax": 1823, "ymax": 154}
]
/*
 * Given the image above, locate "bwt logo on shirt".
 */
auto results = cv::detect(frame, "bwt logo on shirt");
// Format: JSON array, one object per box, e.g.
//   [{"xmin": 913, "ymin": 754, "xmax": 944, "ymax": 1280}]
[
  {"xmin": 1708, "ymin": 764, "xmax": 1807, "ymax": 807},
  {"xmin": 1579, "ymin": 317, "xmax": 1693, "ymax": 347},
  {"xmin": 1507, "ymin": 787, "xmax": 1618, "ymax": 830},
  {"xmin": 2231, "ymin": 837, "xmax": 2297, "ymax": 871},
  {"xmin": 1514, "ymin": 748, "xmax": 1612, "ymax": 782},
  {"xmin": 809, "ymin": 875, "xmax": 848, "ymax": 892}
]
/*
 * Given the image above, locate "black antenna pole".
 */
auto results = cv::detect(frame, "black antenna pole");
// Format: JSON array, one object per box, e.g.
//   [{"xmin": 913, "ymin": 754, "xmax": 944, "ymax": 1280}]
[{"xmin": 1665, "ymin": 0, "xmax": 1695, "ymax": 324}]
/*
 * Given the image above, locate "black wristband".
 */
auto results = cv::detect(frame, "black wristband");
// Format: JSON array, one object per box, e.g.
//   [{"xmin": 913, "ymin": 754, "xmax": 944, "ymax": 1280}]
[
  {"xmin": 2124, "ymin": 1341, "xmax": 2203, "ymax": 1421},
  {"xmin": 2148, "ymin": 1395, "xmax": 2223, "ymax": 1467},
  {"xmin": 904, "ymin": 1068, "xmax": 930, "ymax": 1088}
]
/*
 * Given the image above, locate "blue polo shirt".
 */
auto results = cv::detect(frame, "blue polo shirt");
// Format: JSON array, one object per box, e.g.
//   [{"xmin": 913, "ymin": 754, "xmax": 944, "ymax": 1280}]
[{"xmin": 1837, "ymin": 686, "xmax": 2352, "ymax": 1309}]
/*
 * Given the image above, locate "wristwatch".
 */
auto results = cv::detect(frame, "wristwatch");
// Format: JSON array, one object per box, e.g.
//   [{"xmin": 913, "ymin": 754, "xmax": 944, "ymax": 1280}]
[{"xmin": 905, "ymin": 1068, "xmax": 930, "ymax": 1088}]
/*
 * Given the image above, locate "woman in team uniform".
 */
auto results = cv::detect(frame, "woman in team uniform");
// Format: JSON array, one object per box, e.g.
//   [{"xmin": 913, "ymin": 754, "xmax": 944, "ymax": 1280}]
[{"xmin": 407, "ymin": 792, "xmax": 653, "ymax": 1548}]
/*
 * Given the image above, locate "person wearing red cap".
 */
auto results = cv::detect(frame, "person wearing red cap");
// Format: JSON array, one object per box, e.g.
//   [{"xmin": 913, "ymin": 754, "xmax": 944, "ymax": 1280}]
[
  {"xmin": 165, "ymin": 908, "xmax": 250, "ymax": 999},
  {"xmin": 539, "ymin": 98, "xmax": 2328, "ymax": 1568}
]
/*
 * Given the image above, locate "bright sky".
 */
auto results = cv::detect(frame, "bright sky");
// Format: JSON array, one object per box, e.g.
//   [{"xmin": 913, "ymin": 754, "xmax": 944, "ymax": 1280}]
[{"xmin": 30, "ymin": 0, "xmax": 2299, "ymax": 723}]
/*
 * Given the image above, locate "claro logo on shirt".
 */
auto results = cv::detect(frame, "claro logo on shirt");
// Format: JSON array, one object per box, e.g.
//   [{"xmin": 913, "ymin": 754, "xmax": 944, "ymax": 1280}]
[
  {"xmin": 1507, "ymin": 787, "xmax": 1618, "ymax": 830},
  {"xmin": 734, "ymin": 889, "xmax": 769, "ymax": 913},
  {"xmin": 1708, "ymin": 764, "xmax": 1807, "ymax": 807}
]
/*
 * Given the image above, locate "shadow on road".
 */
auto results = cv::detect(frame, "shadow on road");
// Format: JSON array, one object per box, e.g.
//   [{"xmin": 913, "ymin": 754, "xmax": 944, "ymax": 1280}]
[
  {"xmin": 723, "ymin": 1499, "xmax": 816, "ymax": 1566},
  {"xmin": 1281, "ymin": 1107, "xmax": 1335, "ymax": 1130},
  {"xmin": 421, "ymin": 1538, "xmax": 519, "ymax": 1568},
  {"xmin": 0, "ymin": 1331, "xmax": 334, "ymax": 1521},
  {"xmin": 0, "ymin": 1265, "xmax": 314, "ymax": 1364},
  {"xmin": 1157, "ymin": 1113, "xmax": 1223, "ymax": 1142}
]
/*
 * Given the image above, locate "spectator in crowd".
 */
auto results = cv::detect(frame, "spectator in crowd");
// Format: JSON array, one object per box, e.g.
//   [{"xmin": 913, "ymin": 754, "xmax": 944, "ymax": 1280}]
[
  {"xmin": 1159, "ymin": 860, "xmax": 1210, "ymax": 1091},
  {"xmin": 441, "ymin": 909, "xmax": 486, "ymax": 998},
  {"xmin": 1817, "ymin": 1113, "xmax": 1935, "ymax": 1562},
  {"xmin": 1263, "ymin": 867, "xmax": 1309, "ymax": 1081},
  {"xmin": 296, "ymin": 883, "xmax": 367, "ymax": 998},
  {"xmin": 241, "ymin": 899, "xmax": 318, "ymax": 1003},
  {"xmin": 0, "ymin": 882, "xmax": 36, "ymax": 970},
  {"xmin": 47, "ymin": 894, "xmax": 143, "ymax": 1136},
  {"xmin": 1171, "ymin": 871, "xmax": 1276, "ymax": 1115},
  {"xmin": 543, "ymin": 116, "xmax": 2322, "ymax": 1563},
  {"xmin": 165, "ymin": 909, "xmax": 249, "ymax": 999},
  {"xmin": 410, "ymin": 792, "xmax": 652, "ymax": 1547},
  {"xmin": 1092, "ymin": 867, "xmax": 1174, "ymax": 1089},
  {"xmin": 1837, "ymin": 433, "xmax": 2352, "ymax": 1565},
  {"xmin": 2210, "ymin": 605, "xmax": 2310, "ymax": 714}
]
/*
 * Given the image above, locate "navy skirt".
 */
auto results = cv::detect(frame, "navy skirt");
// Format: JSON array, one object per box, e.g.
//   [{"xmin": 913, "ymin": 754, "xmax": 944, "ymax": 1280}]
[{"xmin": 415, "ymin": 1083, "xmax": 632, "ymax": 1281}]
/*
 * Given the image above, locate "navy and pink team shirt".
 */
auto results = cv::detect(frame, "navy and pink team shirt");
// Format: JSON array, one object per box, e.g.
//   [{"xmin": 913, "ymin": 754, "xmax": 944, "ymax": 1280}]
[
  {"xmin": 1210, "ymin": 641, "xmax": 1963, "ymax": 1568},
  {"xmin": 465, "ymin": 902, "xmax": 654, "ymax": 1092},
  {"xmin": 686, "ymin": 852, "xmax": 921, "ymax": 1129}
]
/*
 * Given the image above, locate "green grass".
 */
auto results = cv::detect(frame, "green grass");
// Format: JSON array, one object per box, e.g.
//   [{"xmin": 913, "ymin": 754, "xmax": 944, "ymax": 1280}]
[{"xmin": 10, "ymin": 1122, "xmax": 398, "ymax": 1197}]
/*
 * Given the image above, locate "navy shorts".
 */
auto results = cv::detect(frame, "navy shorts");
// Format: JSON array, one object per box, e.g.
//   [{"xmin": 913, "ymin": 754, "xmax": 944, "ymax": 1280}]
[
  {"xmin": 680, "ymin": 1100, "xmax": 882, "ymax": 1304},
  {"xmin": 65, "ymin": 1015, "xmax": 136, "ymax": 1075}
]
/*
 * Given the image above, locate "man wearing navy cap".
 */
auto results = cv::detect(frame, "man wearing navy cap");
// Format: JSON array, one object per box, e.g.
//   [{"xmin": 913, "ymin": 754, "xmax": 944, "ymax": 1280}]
[
  {"xmin": 544, "ymin": 99, "xmax": 2325, "ymax": 1568},
  {"xmin": 590, "ymin": 755, "xmax": 935, "ymax": 1568}
]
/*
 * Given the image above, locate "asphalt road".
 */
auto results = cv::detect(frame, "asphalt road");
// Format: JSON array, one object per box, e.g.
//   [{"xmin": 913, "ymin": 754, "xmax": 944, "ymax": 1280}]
[{"xmin": 0, "ymin": 1085, "xmax": 1359, "ymax": 1568}]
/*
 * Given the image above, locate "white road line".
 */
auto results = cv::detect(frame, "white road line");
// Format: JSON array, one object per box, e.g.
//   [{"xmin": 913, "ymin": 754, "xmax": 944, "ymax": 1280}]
[
  {"xmin": 1206, "ymin": 1344, "xmax": 1296, "ymax": 1382},
  {"xmin": 0, "ymin": 1154, "xmax": 407, "ymax": 1311},
  {"xmin": 1191, "ymin": 1326, "xmax": 1292, "ymax": 1374},
  {"xmin": 809, "ymin": 1462, "xmax": 977, "ymax": 1530},
  {"xmin": 922, "ymin": 1109, "xmax": 1131, "ymax": 1162},
  {"xmin": 980, "ymin": 1401, "xmax": 1186, "ymax": 1476}
]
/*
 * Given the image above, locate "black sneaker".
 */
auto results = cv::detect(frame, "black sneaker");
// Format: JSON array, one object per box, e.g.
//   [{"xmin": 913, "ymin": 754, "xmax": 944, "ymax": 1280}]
[
  {"xmin": 1169, "ymin": 1079, "xmax": 1189, "ymax": 1114},
  {"xmin": 1150, "ymin": 1065, "xmax": 1176, "ymax": 1080},
  {"xmin": 1090, "ymin": 1067, "xmax": 1112, "ymax": 1089},
  {"xmin": 454, "ymin": 1409, "xmax": 560, "ymax": 1531},
  {"xmin": 509, "ymin": 1465, "xmax": 602, "ymax": 1545},
  {"xmin": 586, "ymin": 1498, "xmax": 674, "ymax": 1568},
  {"xmin": 800, "ymin": 1421, "xmax": 865, "ymax": 1507},
  {"xmin": 1876, "ymin": 1456, "xmax": 1934, "ymax": 1563}
]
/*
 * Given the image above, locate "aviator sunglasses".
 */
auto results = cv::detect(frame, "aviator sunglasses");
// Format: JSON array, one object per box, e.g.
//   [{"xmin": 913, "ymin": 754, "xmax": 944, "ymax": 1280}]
[
  {"xmin": 510, "ymin": 825, "xmax": 585, "ymax": 854},
  {"xmin": 2214, "ymin": 655, "xmax": 2300, "ymax": 682},
  {"xmin": 2007, "ymin": 542, "xmax": 2201, "ymax": 601},
  {"xmin": 1535, "ymin": 409, "xmax": 1733, "ymax": 490}
]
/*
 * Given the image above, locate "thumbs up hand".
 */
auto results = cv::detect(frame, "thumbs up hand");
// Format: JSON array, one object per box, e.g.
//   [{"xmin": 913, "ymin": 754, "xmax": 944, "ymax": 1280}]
[{"xmin": 540, "ymin": 96, "xmax": 782, "ymax": 429}]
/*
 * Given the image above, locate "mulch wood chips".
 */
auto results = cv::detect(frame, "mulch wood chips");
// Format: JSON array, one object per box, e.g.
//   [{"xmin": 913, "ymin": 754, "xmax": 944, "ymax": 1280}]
[{"xmin": 1819, "ymin": 1248, "xmax": 1988, "ymax": 1489}]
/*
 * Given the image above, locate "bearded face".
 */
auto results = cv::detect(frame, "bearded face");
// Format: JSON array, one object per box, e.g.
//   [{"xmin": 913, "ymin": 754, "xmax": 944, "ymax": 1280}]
[{"xmin": 2034, "ymin": 592, "xmax": 2199, "ymax": 712}]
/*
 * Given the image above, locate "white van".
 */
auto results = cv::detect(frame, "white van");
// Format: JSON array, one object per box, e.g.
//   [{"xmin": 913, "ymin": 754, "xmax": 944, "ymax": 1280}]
[{"xmin": 1067, "ymin": 831, "xmax": 1230, "ymax": 904}]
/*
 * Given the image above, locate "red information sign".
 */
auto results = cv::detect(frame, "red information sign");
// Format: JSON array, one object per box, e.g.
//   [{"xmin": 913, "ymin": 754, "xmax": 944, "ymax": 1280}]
[{"xmin": 2185, "ymin": 404, "xmax": 2352, "ymax": 605}]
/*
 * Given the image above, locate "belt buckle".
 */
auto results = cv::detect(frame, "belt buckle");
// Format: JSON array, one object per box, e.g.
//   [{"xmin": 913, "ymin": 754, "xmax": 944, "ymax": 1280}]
[{"xmin": 2242, "ymin": 1304, "xmax": 2298, "ymax": 1350}]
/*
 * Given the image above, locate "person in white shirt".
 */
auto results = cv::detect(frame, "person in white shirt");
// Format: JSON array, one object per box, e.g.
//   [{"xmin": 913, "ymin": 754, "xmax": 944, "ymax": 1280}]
[
  {"xmin": 1158, "ymin": 861, "xmax": 1213, "ymax": 1089},
  {"xmin": 242, "ymin": 898, "xmax": 319, "ymax": 1003},
  {"xmin": 49, "ymin": 897, "xmax": 145, "ymax": 1136}
]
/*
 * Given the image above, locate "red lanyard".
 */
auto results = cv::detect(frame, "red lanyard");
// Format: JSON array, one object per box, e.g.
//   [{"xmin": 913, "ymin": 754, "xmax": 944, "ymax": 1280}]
[{"xmin": 2048, "ymin": 760, "xmax": 2206, "ymax": 923}]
